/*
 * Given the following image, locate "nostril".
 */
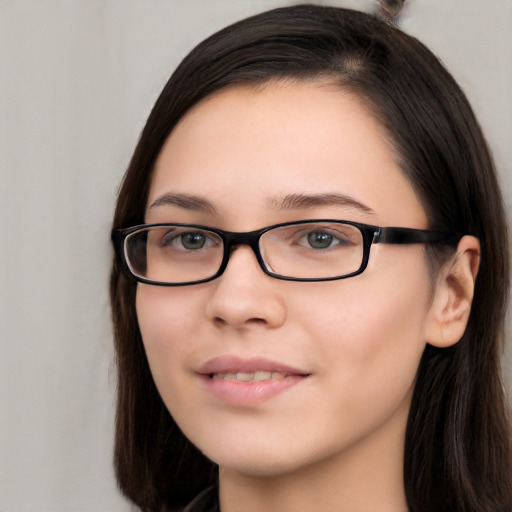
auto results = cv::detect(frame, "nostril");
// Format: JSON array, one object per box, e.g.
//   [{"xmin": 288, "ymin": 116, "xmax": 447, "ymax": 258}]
[
  {"xmin": 247, "ymin": 317, "xmax": 266, "ymax": 325},
  {"xmin": 213, "ymin": 316, "xmax": 227, "ymax": 327},
  {"xmin": 213, "ymin": 316, "xmax": 266, "ymax": 327}
]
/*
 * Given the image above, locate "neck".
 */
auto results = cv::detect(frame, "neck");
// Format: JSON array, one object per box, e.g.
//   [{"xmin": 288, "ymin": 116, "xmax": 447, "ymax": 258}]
[{"xmin": 218, "ymin": 401, "xmax": 409, "ymax": 512}]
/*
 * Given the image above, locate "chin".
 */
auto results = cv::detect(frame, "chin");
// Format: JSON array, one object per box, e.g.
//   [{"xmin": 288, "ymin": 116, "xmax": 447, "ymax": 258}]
[
  {"xmin": 215, "ymin": 454, "xmax": 306, "ymax": 478},
  {"xmin": 197, "ymin": 437, "xmax": 326, "ymax": 479}
]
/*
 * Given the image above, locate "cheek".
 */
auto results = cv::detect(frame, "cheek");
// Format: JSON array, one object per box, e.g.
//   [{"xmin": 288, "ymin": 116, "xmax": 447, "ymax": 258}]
[
  {"xmin": 135, "ymin": 285, "xmax": 199, "ymax": 388},
  {"xmin": 292, "ymin": 249, "xmax": 432, "ymax": 396}
]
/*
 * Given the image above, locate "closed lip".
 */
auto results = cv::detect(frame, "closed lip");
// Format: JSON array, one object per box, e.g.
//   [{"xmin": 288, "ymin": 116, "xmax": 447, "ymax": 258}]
[{"xmin": 197, "ymin": 355, "xmax": 310, "ymax": 377}]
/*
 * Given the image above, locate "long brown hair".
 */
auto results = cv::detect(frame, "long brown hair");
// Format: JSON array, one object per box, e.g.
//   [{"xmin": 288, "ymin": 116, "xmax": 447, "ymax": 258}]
[{"xmin": 111, "ymin": 5, "xmax": 512, "ymax": 511}]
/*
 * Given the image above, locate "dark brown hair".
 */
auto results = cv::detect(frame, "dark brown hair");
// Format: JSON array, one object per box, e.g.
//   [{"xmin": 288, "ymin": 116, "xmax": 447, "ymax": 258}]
[{"xmin": 111, "ymin": 5, "xmax": 512, "ymax": 511}]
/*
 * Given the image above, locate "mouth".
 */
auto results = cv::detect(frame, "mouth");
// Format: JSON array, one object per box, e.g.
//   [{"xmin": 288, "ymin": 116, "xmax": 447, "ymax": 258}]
[
  {"xmin": 210, "ymin": 371, "xmax": 288, "ymax": 382},
  {"xmin": 198, "ymin": 355, "xmax": 309, "ymax": 380},
  {"xmin": 197, "ymin": 356, "xmax": 310, "ymax": 406}
]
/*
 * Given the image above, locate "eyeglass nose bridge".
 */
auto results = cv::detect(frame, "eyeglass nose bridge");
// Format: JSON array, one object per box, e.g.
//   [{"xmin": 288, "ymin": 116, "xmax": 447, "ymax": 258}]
[{"xmin": 216, "ymin": 229, "xmax": 269, "ymax": 278}]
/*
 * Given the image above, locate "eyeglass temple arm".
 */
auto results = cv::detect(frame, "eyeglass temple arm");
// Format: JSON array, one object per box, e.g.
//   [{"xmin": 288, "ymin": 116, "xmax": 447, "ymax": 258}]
[{"xmin": 374, "ymin": 227, "xmax": 461, "ymax": 245}]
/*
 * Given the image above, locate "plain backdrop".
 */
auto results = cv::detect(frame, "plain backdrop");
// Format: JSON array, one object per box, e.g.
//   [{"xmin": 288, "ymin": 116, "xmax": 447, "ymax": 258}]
[{"xmin": 0, "ymin": 1, "xmax": 511, "ymax": 511}]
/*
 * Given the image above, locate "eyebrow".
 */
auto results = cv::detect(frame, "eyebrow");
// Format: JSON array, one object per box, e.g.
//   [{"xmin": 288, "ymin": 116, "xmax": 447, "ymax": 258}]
[
  {"xmin": 148, "ymin": 191, "xmax": 375, "ymax": 217},
  {"xmin": 149, "ymin": 193, "xmax": 218, "ymax": 214},
  {"xmin": 268, "ymin": 193, "xmax": 376, "ymax": 216}
]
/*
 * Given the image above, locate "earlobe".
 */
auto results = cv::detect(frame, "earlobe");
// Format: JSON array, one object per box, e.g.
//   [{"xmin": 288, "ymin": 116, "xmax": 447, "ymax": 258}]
[{"xmin": 425, "ymin": 236, "xmax": 480, "ymax": 348}]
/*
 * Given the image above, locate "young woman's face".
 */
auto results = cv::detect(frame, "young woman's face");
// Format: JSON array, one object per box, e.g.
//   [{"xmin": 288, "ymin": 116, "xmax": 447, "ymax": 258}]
[{"xmin": 136, "ymin": 83, "xmax": 435, "ymax": 478}]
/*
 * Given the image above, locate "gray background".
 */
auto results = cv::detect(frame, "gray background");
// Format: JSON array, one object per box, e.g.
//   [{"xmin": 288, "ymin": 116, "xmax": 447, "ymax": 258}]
[{"xmin": 0, "ymin": 1, "xmax": 510, "ymax": 511}]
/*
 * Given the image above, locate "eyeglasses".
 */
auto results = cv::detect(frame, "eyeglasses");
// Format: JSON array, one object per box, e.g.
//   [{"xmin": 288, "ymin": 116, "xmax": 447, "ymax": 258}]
[{"xmin": 112, "ymin": 220, "xmax": 460, "ymax": 286}]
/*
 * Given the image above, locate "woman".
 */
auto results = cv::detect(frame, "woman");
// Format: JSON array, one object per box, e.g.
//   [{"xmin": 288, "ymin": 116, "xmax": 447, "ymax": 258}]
[{"xmin": 110, "ymin": 5, "xmax": 512, "ymax": 511}]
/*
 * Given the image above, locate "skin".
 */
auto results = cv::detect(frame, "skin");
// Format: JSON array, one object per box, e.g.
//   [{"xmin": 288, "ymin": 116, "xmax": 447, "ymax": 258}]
[{"xmin": 136, "ymin": 82, "xmax": 479, "ymax": 512}]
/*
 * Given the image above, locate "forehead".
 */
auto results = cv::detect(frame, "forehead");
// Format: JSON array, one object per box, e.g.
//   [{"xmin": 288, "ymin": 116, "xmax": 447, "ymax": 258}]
[{"xmin": 148, "ymin": 82, "xmax": 427, "ymax": 229}]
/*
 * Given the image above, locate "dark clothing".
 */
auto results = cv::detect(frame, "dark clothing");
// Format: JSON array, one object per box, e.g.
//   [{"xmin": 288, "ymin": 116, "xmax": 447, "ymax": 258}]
[{"xmin": 182, "ymin": 486, "xmax": 219, "ymax": 512}]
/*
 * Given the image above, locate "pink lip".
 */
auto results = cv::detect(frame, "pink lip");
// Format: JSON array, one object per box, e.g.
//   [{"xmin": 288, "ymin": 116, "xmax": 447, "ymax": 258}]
[
  {"xmin": 197, "ymin": 356, "xmax": 310, "ymax": 407},
  {"xmin": 197, "ymin": 356, "xmax": 307, "ymax": 376}
]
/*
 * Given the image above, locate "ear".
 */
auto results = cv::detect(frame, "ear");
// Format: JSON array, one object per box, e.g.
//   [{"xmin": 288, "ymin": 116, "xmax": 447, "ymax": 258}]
[{"xmin": 425, "ymin": 236, "xmax": 480, "ymax": 348}]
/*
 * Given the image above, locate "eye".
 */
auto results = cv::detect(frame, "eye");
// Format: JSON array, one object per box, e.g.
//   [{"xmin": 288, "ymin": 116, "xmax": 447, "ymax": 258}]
[
  {"xmin": 179, "ymin": 232, "xmax": 208, "ymax": 250},
  {"xmin": 298, "ymin": 227, "xmax": 356, "ymax": 250},
  {"xmin": 306, "ymin": 230, "xmax": 338, "ymax": 249},
  {"xmin": 274, "ymin": 223, "xmax": 360, "ymax": 252},
  {"xmin": 160, "ymin": 230, "xmax": 216, "ymax": 251}
]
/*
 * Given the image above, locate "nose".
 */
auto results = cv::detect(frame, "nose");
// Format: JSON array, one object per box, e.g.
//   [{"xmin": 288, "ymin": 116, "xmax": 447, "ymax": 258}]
[{"xmin": 205, "ymin": 246, "xmax": 286, "ymax": 329}]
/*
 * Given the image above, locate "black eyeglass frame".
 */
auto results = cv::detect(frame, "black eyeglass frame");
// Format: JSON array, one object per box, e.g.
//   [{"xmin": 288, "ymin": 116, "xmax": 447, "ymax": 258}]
[{"xmin": 111, "ymin": 220, "xmax": 461, "ymax": 286}]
